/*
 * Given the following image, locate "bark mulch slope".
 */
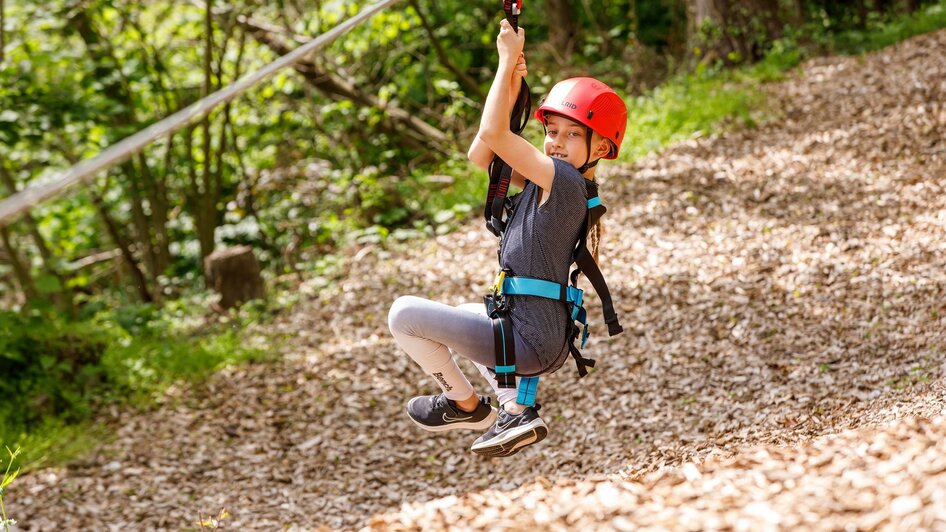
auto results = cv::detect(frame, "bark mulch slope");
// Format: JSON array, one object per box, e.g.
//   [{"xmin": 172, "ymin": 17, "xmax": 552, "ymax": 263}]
[
  {"xmin": 10, "ymin": 29, "xmax": 946, "ymax": 531},
  {"xmin": 370, "ymin": 412, "xmax": 946, "ymax": 530}
]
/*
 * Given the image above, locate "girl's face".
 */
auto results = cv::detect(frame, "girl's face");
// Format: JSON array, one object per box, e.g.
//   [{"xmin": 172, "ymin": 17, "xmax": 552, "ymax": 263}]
[{"xmin": 543, "ymin": 114, "xmax": 609, "ymax": 171}]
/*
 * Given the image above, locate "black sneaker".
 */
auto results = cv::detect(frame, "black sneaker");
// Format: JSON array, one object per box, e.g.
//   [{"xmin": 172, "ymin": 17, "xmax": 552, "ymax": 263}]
[
  {"xmin": 406, "ymin": 394, "xmax": 497, "ymax": 432},
  {"xmin": 470, "ymin": 404, "xmax": 548, "ymax": 457}
]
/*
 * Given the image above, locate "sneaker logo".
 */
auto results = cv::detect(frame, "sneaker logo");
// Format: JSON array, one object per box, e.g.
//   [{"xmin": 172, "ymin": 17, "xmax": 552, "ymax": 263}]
[
  {"xmin": 443, "ymin": 412, "xmax": 472, "ymax": 423},
  {"xmin": 432, "ymin": 372, "xmax": 453, "ymax": 391},
  {"xmin": 497, "ymin": 414, "xmax": 519, "ymax": 431}
]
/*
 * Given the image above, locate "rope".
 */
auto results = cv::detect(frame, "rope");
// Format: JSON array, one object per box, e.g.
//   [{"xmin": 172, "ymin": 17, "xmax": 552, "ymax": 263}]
[{"xmin": 0, "ymin": 0, "xmax": 402, "ymax": 228}]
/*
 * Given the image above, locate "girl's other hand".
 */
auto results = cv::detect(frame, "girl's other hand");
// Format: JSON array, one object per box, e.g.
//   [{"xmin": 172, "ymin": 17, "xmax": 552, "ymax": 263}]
[
  {"xmin": 509, "ymin": 53, "xmax": 527, "ymax": 100},
  {"xmin": 496, "ymin": 19, "xmax": 525, "ymax": 65},
  {"xmin": 514, "ymin": 53, "xmax": 528, "ymax": 80}
]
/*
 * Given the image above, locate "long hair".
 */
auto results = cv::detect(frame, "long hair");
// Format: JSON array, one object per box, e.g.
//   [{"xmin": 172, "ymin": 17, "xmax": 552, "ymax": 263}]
[
  {"xmin": 588, "ymin": 178, "xmax": 604, "ymax": 264},
  {"xmin": 588, "ymin": 219, "xmax": 603, "ymax": 264}
]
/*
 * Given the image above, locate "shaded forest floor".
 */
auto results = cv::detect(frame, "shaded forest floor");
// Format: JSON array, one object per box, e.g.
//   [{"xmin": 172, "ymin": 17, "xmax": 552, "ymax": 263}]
[{"xmin": 11, "ymin": 29, "xmax": 946, "ymax": 531}]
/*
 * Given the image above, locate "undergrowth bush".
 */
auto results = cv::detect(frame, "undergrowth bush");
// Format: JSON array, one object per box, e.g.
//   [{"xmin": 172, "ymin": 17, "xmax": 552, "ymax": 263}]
[{"xmin": 0, "ymin": 302, "xmax": 268, "ymax": 466}]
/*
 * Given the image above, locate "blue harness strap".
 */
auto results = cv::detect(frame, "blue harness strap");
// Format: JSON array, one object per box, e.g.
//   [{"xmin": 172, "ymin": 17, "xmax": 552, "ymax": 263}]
[
  {"xmin": 502, "ymin": 277, "xmax": 583, "ymax": 305},
  {"xmin": 516, "ymin": 376, "xmax": 540, "ymax": 407}
]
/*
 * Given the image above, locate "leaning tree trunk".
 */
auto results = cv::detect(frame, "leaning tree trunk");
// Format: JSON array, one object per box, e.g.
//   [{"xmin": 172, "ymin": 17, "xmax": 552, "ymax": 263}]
[
  {"xmin": 236, "ymin": 13, "xmax": 451, "ymax": 155},
  {"xmin": 90, "ymin": 191, "xmax": 154, "ymax": 303}
]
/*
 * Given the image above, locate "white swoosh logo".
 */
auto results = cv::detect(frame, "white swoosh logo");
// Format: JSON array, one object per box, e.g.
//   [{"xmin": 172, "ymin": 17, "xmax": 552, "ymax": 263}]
[
  {"xmin": 443, "ymin": 412, "xmax": 472, "ymax": 423},
  {"xmin": 497, "ymin": 415, "xmax": 520, "ymax": 431}
]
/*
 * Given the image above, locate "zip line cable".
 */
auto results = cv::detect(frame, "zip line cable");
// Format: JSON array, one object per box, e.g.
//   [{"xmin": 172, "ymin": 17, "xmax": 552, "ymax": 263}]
[{"xmin": 0, "ymin": 0, "xmax": 401, "ymax": 228}]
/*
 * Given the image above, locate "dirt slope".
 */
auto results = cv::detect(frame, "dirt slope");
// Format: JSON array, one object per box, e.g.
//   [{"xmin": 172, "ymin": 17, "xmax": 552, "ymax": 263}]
[{"xmin": 10, "ymin": 28, "xmax": 946, "ymax": 531}]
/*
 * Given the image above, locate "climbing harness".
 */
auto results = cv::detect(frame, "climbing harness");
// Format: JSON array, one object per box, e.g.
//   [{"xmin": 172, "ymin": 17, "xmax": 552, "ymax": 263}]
[
  {"xmin": 484, "ymin": 180, "xmax": 624, "ymax": 406},
  {"xmin": 482, "ymin": 67, "xmax": 629, "ymax": 406}
]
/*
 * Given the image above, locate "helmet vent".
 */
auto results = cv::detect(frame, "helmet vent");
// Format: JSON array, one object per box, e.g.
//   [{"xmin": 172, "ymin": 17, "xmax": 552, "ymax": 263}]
[{"xmin": 590, "ymin": 96, "xmax": 624, "ymax": 121}]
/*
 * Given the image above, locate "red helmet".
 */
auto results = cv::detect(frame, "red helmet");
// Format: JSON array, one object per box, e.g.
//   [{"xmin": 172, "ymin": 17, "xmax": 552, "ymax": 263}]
[{"xmin": 534, "ymin": 77, "xmax": 628, "ymax": 159}]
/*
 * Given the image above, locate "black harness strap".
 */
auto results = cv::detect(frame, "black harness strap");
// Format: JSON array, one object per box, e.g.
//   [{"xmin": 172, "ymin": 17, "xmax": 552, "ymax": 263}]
[
  {"xmin": 572, "ymin": 181, "xmax": 622, "ymax": 334},
  {"xmin": 486, "ymin": 294, "xmax": 518, "ymax": 389},
  {"xmin": 568, "ymin": 342, "xmax": 597, "ymax": 377},
  {"xmin": 484, "ymin": 0, "xmax": 531, "ymax": 237}
]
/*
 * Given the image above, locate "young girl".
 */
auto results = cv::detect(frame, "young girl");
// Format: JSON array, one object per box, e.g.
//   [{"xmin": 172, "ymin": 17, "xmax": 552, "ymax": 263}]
[{"xmin": 388, "ymin": 19, "xmax": 627, "ymax": 456}]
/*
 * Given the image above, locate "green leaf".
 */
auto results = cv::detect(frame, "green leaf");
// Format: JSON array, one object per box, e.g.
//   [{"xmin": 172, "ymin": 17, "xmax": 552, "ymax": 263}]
[{"xmin": 0, "ymin": 468, "xmax": 18, "ymax": 489}]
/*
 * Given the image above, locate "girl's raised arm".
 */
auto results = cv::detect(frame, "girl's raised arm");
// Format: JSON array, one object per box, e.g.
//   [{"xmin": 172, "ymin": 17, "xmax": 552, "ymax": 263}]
[
  {"xmin": 467, "ymin": 54, "xmax": 529, "ymax": 189},
  {"xmin": 476, "ymin": 21, "xmax": 553, "ymax": 192}
]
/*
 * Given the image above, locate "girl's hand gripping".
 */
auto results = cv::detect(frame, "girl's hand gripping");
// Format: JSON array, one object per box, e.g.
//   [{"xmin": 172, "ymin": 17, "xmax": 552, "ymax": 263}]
[{"xmin": 496, "ymin": 19, "xmax": 525, "ymax": 68}]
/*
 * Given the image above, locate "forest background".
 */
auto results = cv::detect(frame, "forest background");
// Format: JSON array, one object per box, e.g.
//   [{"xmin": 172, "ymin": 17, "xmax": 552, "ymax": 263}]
[{"xmin": 1, "ymin": 0, "xmax": 945, "ymax": 469}]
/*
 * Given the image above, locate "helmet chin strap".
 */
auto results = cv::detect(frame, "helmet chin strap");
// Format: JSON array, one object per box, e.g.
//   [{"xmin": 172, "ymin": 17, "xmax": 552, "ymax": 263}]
[{"xmin": 577, "ymin": 127, "xmax": 598, "ymax": 174}]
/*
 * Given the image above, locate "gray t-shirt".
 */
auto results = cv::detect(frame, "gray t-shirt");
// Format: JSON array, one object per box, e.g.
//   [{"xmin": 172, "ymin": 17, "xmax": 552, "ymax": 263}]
[{"xmin": 499, "ymin": 158, "xmax": 588, "ymax": 369}]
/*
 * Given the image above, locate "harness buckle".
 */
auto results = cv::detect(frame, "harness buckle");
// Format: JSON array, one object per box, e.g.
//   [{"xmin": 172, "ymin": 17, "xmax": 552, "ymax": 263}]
[{"xmin": 492, "ymin": 270, "xmax": 507, "ymax": 295}]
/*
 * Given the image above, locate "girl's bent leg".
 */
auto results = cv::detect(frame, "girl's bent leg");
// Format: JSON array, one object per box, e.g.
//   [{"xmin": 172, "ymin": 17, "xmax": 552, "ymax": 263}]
[{"xmin": 388, "ymin": 296, "xmax": 499, "ymax": 402}]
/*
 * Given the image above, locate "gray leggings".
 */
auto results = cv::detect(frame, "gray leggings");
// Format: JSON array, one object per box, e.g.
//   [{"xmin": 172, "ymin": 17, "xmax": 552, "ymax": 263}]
[{"xmin": 387, "ymin": 295, "xmax": 542, "ymax": 406}]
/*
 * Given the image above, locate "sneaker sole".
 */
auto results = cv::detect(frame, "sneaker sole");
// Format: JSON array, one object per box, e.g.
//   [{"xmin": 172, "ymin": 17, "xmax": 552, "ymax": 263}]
[
  {"xmin": 471, "ymin": 419, "xmax": 548, "ymax": 457},
  {"xmin": 406, "ymin": 404, "xmax": 498, "ymax": 433}
]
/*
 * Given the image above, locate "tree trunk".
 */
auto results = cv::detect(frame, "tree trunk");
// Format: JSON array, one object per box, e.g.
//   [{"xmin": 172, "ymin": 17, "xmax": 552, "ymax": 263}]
[
  {"xmin": 688, "ymin": 0, "xmax": 785, "ymax": 63},
  {"xmin": 200, "ymin": 0, "xmax": 217, "ymax": 270},
  {"xmin": 546, "ymin": 0, "xmax": 579, "ymax": 63},
  {"xmin": 90, "ymin": 190, "xmax": 154, "ymax": 303},
  {"xmin": 0, "ymin": 226, "xmax": 37, "ymax": 302},
  {"xmin": 1, "ymin": 0, "xmax": 5, "ymax": 66},
  {"xmin": 124, "ymin": 160, "xmax": 158, "ymax": 280},
  {"xmin": 204, "ymin": 245, "xmax": 265, "ymax": 309},
  {"xmin": 857, "ymin": 0, "xmax": 870, "ymax": 28},
  {"xmin": 626, "ymin": 0, "xmax": 639, "ymax": 43},
  {"xmin": 688, "ymin": 0, "xmax": 728, "ymax": 64},
  {"xmin": 138, "ymin": 152, "xmax": 170, "ymax": 278}
]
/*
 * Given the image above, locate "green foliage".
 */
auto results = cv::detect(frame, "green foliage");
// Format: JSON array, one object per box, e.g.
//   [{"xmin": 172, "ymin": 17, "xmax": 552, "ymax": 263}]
[
  {"xmin": 0, "ymin": 302, "xmax": 268, "ymax": 465},
  {"xmin": 0, "ymin": 310, "xmax": 110, "ymax": 427},
  {"xmin": 830, "ymin": 2, "xmax": 946, "ymax": 54}
]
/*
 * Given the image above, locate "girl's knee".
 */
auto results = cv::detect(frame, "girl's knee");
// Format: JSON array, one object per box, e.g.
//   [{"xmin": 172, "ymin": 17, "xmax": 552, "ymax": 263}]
[{"xmin": 388, "ymin": 295, "xmax": 421, "ymax": 334}]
